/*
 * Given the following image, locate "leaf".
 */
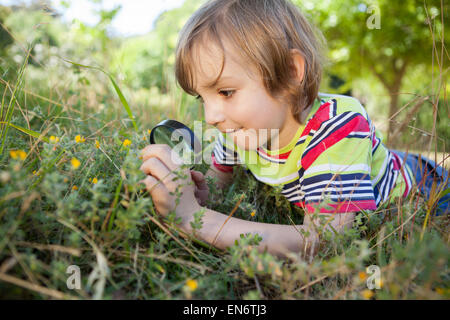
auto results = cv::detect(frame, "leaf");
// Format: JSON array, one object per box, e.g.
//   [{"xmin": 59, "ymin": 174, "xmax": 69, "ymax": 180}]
[
  {"xmin": 62, "ymin": 58, "xmax": 138, "ymax": 132},
  {"xmin": 0, "ymin": 122, "xmax": 50, "ymax": 143}
]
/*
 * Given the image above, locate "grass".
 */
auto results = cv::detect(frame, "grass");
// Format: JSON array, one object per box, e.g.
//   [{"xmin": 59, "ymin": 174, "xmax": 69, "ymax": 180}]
[{"xmin": 0, "ymin": 39, "xmax": 449, "ymax": 301}]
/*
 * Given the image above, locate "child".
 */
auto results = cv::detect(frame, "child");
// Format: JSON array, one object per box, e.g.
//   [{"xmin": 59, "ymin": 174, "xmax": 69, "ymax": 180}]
[{"xmin": 139, "ymin": 0, "xmax": 449, "ymax": 259}]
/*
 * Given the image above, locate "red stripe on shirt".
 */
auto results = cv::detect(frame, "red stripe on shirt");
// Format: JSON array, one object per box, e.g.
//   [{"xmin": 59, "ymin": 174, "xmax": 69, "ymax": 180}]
[
  {"xmin": 294, "ymin": 199, "xmax": 377, "ymax": 213},
  {"xmin": 300, "ymin": 102, "xmax": 331, "ymax": 139},
  {"xmin": 257, "ymin": 147, "xmax": 291, "ymax": 160},
  {"xmin": 301, "ymin": 114, "xmax": 370, "ymax": 170},
  {"xmin": 391, "ymin": 152, "xmax": 411, "ymax": 198},
  {"xmin": 211, "ymin": 153, "xmax": 234, "ymax": 173}
]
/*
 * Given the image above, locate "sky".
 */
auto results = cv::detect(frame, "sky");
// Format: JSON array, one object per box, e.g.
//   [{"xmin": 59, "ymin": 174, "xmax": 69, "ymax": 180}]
[{"xmin": 0, "ymin": 0, "xmax": 186, "ymax": 36}]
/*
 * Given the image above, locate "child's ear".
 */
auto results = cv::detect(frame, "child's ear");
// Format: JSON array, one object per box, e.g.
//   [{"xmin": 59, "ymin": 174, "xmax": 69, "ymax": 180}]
[{"xmin": 289, "ymin": 49, "xmax": 305, "ymax": 85}]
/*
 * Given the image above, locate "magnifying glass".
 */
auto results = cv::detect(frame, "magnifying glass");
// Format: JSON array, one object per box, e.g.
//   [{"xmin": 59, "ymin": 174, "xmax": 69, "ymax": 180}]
[{"xmin": 149, "ymin": 119, "xmax": 202, "ymax": 169}]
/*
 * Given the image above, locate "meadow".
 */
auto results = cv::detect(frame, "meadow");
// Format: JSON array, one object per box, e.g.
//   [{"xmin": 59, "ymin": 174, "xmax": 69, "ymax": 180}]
[{"xmin": 0, "ymin": 0, "xmax": 448, "ymax": 300}]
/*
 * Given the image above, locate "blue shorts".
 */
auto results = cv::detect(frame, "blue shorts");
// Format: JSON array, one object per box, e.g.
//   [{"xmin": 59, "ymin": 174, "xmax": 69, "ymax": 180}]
[{"xmin": 391, "ymin": 150, "xmax": 449, "ymax": 216}]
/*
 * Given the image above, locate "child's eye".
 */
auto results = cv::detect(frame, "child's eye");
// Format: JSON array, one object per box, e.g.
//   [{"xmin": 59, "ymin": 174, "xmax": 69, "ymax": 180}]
[{"xmin": 218, "ymin": 90, "xmax": 235, "ymax": 98}]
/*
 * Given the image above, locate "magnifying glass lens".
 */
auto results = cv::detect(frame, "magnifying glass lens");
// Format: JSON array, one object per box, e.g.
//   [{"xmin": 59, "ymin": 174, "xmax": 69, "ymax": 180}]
[
  {"xmin": 152, "ymin": 126, "xmax": 177, "ymax": 148},
  {"xmin": 149, "ymin": 120, "xmax": 202, "ymax": 169}
]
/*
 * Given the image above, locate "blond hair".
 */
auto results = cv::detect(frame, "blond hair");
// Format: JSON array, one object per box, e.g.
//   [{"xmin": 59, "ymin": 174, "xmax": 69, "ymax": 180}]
[{"xmin": 175, "ymin": 0, "xmax": 326, "ymax": 123}]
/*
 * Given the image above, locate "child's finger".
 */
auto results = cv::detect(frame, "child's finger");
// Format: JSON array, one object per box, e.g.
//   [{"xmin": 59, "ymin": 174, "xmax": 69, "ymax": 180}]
[
  {"xmin": 140, "ymin": 144, "xmax": 184, "ymax": 172},
  {"xmin": 140, "ymin": 175, "xmax": 165, "ymax": 194},
  {"xmin": 191, "ymin": 171, "xmax": 208, "ymax": 191},
  {"xmin": 140, "ymin": 158, "xmax": 179, "ymax": 190}
]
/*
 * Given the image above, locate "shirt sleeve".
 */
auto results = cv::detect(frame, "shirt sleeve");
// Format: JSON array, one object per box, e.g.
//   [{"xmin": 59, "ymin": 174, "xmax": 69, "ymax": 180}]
[
  {"xmin": 211, "ymin": 132, "xmax": 242, "ymax": 173},
  {"xmin": 297, "ymin": 111, "xmax": 378, "ymax": 214}
]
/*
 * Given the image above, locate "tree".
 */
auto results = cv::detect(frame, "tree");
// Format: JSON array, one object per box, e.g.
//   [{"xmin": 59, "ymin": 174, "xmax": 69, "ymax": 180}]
[
  {"xmin": 295, "ymin": 0, "xmax": 449, "ymax": 147},
  {"xmin": 0, "ymin": 6, "xmax": 14, "ymax": 63}
]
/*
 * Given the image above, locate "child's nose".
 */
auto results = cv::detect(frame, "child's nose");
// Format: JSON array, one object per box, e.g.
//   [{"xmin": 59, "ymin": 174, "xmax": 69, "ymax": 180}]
[{"xmin": 204, "ymin": 101, "xmax": 226, "ymax": 126}]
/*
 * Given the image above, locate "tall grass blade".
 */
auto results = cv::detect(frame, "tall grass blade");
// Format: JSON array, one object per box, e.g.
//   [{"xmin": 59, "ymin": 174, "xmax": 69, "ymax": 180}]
[
  {"xmin": 0, "ymin": 122, "xmax": 50, "ymax": 143},
  {"xmin": 61, "ymin": 58, "xmax": 138, "ymax": 132},
  {"xmin": 0, "ymin": 50, "xmax": 31, "ymax": 155}
]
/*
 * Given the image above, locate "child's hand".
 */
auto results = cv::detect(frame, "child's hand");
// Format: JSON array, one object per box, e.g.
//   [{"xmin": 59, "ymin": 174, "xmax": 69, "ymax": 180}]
[
  {"xmin": 190, "ymin": 170, "xmax": 209, "ymax": 207},
  {"xmin": 139, "ymin": 144, "xmax": 201, "ymax": 218}
]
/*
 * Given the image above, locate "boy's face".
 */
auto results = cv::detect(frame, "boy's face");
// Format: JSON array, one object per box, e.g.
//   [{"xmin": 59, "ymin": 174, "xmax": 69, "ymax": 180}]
[{"xmin": 192, "ymin": 37, "xmax": 300, "ymax": 151}]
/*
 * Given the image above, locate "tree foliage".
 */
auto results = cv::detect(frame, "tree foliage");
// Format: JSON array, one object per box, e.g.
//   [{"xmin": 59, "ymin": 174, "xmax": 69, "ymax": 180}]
[{"xmin": 296, "ymin": 0, "xmax": 449, "ymax": 147}]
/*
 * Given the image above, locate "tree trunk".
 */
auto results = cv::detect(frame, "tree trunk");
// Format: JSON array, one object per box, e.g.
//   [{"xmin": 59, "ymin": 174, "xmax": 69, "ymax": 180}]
[
  {"xmin": 386, "ymin": 90, "xmax": 400, "ymax": 148},
  {"xmin": 383, "ymin": 60, "xmax": 408, "ymax": 149}
]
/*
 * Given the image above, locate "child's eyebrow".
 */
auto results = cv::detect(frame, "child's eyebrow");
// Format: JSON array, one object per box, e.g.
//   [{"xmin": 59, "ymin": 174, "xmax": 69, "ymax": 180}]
[{"xmin": 199, "ymin": 76, "xmax": 236, "ymax": 90}]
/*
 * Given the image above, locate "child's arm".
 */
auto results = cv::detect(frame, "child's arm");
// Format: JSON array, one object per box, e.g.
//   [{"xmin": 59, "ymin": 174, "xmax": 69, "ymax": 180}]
[
  {"xmin": 176, "ymin": 206, "xmax": 354, "ymax": 259},
  {"xmin": 140, "ymin": 144, "xmax": 355, "ymax": 260}
]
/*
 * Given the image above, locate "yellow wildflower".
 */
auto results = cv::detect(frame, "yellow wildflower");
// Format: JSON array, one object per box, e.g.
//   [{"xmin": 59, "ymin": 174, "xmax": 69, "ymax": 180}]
[
  {"xmin": 358, "ymin": 272, "xmax": 367, "ymax": 281},
  {"xmin": 17, "ymin": 150, "xmax": 26, "ymax": 160},
  {"xmin": 95, "ymin": 140, "xmax": 100, "ymax": 149},
  {"xmin": 10, "ymin": 150, "xmax": 26, "ymax": 160},
  {"xmin": 436, "ymin": 288, "xmax": 444, "ymax": 295},
  {"xmin": 49, "ymin": 136, "xmax": 60, "ymax": 143},
  {"xmin": 123, "ymin": 139, "xmax": 132, "ymax": 147},
  {"xmin": 92, "ymin": 177, "xmax": 98, "ymax": 184},
  {"xmin": 75, "ymin": 135, "xmax": 86, "ymax": 143},
  {"xmin": 72, "ymin": 185, "xmax": 78, "ymax": 191},
  {"xmin": 185, "ymin": 279, "xmax": 198, "ymax": 291},
  {"xmin": 250, "ymin": 211, "xmax": 256, "ymax": 217},
  {"xmin": 71, "ymin": 158, "xmax": 81, "ymax": 169},
  {"xmin": 147, "ymin": 129, "xmax": 152, "ymax": 135},
  {"xmin": 361, "ymin": 289, "xmax": 374, "ymax": 300}
]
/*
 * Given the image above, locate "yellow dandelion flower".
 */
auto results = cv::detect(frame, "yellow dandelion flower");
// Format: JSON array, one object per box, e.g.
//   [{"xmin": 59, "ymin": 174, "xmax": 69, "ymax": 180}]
[
  {"xmin": 75, "ymin": 135, "xmax": 86, "ymax": 143},
  {"xmin": 9, "ymin": 150, "xmax": 18, "ymax": 159},
  {"xmin": 72, "ymin": 185, "xmax": 78, "ymax": 191},
  {"xmin": 92, "ymin": 177, "xmax": 98, "ymax": 184},
  {"xmin": 185, "ymin": 279, "xmax": 198, "ymax": 291},
  {"xmin": 147, "ymin": 129, "xmax": 151, "ymax": 135},
  {"xmin": 250, "ymin": 211, "xmax": 256, "ymax": 217},
  {"xmin": 17, "ymin": 150, "xmax": 27, "ymax": 160},
  {"xmin": 358, "ymin": 272, "xmax": 367, "ymax": 281},
  {"xmin": 123, "ymin": 139, "xmax": 132, "ymax": 147},
  {"xmin": 49, "ymin": 136, "xmax": 60, "ymax": 143},
  {"xmin": 361, "ymin": 289, "xmax": 374, "ymax": 300},
  {"xmin": 71, "ymin": 158, "xmax": 81, "ymax": 169},
  {"xmin": 95, "ymin": 140, "xmax": 100, "ymax": 149}
]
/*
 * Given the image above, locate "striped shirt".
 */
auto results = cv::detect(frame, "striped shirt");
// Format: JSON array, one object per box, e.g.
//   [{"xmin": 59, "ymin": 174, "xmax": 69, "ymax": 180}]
[{"xmin": 211, "ymin": 94, "xmax": 416, "ymax": 214}]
